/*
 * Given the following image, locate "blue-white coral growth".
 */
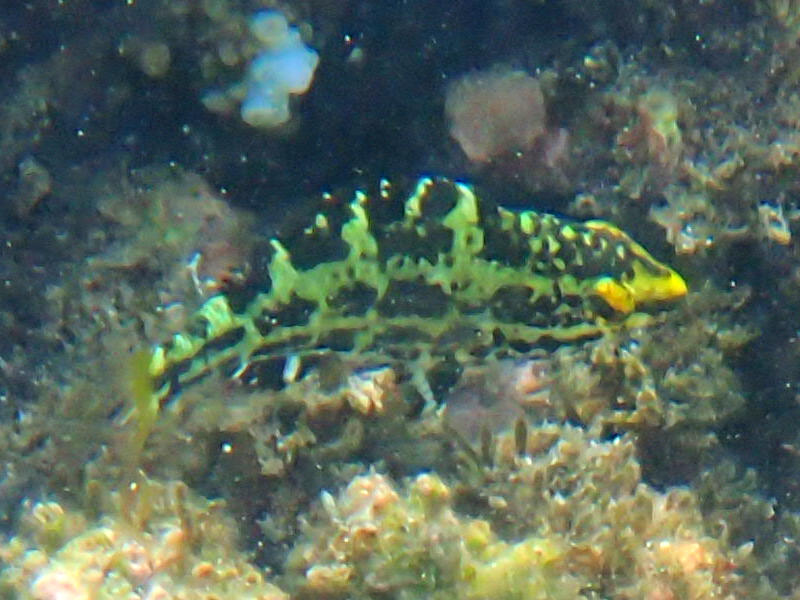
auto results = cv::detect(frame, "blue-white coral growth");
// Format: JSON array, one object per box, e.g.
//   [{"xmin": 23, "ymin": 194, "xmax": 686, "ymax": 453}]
[{"xmin": 241, "ymin": 10, "xmax": 319, "ymax": 128}]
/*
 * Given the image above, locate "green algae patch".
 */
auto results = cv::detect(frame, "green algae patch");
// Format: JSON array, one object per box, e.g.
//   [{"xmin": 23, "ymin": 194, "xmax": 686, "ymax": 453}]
[
  {"xmin": 283, "ymin": 425, "xmax": 748, "ymax": 600},
  {"xmin": 126, "ymin": 348, "xmax": 159, "ymax": 461},
  {"xmin": 285, "ymin": 471, "xmax": 585, "ymax": 600},
  {"xmin": 460, "ymin": 536, "xmax": 572, "ymax": 600}
]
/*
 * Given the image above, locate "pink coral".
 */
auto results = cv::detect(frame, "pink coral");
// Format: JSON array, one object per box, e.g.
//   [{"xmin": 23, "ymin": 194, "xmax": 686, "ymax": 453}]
[
  {"xmin": 31, "ymin": 570, "xmax": 89, "ymax": 600},
  {"xmin": 445, "ymin": 68, "xmax": 547, "ymax": 163}
]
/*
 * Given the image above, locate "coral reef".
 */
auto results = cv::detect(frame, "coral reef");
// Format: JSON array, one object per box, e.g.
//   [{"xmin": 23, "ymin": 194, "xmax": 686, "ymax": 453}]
[
  {"xmin": 444, "ymin": 65, "xmax": 572, "ymax": 192},
  {"xmin": 239, "ymin": 10, "xmax": 320, "ymax": 128},
  {"xmin": 89, "ymin": 166, "xmax": 254, "ymax": 305},
  {"xmin": 201, "ymin": 7, "xmax": 320, "ymax": 129},
  {"xmin": 445, "ymin": 67, "xmax": 547, "ymax": 163},
  {"xmin": 285, "ymin": 429, "xmax": 749, "ymax": 599},
  {"xmin": 546, "ymin": 283, "xmax": 755, "ymax": 431},
  {"xmin": 6, "ymin": 1, "xmax": 800, "ymax": 598},
  {"xmin": 0, "ymin": 165, "xmax": 255, "ymax": 537},
  {"xmin": 0, "ymin": 475, "xmax": 289, "ymax": 600}
]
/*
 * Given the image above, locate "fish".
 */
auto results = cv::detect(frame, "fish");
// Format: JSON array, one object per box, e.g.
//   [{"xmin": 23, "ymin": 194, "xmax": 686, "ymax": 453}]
[{"xmin": 147, "ymin": 177, "xmax": 687, "ymax": 405}]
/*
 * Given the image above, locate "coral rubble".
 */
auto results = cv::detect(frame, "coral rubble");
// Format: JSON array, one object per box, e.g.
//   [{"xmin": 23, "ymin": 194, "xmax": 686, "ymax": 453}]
[
  {"xmin": 0, "ymin": 476, "xmax": 288, "ymax": 600},
  {"xmin": 286, "ymin": 431, "xmax": 749, "ymax": 599}
]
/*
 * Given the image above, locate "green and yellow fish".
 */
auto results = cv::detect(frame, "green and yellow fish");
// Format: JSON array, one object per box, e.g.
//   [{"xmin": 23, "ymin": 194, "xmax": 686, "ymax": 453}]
[{"xmin": 147, "ymin": 176, "xmax": 686, "ymax": 406}]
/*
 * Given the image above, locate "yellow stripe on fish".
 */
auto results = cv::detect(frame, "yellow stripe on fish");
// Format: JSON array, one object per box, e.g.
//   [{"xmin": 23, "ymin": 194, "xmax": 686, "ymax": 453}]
[{"xmin": 148, "ymin": 177, "xmax": 686, "ymax": 403}]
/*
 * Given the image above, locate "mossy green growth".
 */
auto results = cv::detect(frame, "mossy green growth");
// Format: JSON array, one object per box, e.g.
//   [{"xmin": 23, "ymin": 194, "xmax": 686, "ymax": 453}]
[
  {"xmin": 460, "ymin": 535, "xmax": 572, "ymax": 600},
  {"xmin": 128, "ymin": 348, "xmax": 158, "ymax": 460},
  {"xmin": 285, "ymin": 425, "xmax": 748, "ymax": 600},
  {"xmin": 285, "ymin": 471, "xmax": 583, "ymax": 599}
]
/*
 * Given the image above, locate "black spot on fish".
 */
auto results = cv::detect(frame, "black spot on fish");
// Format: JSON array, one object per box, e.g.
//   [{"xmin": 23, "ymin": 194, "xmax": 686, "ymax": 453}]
[{"xmin": 376, "ymin": 279, "xmax": 449, "ymax": 318}]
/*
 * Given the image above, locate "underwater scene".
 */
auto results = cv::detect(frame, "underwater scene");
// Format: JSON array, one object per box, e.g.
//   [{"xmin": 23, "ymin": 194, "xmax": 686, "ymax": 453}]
[{"xmin": 6, "ymin": 0, "xmax": 800, "ymax": 598}]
